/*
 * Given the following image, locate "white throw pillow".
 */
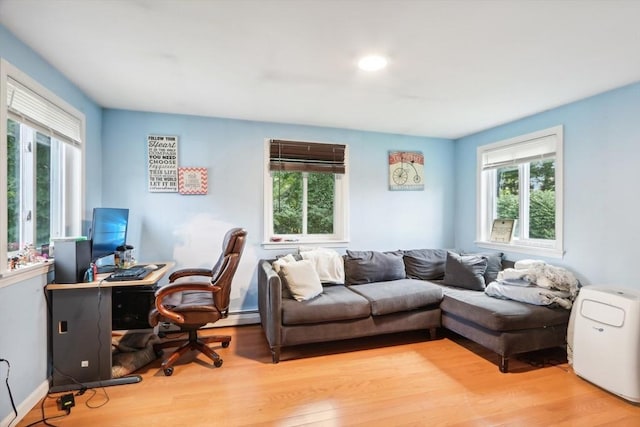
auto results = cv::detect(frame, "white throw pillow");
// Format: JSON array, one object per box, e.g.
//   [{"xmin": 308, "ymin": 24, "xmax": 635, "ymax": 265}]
[
  {"xmin": 280, "ymin": 260, "xmax": 323, "ymax": 301},
  {"xmin": 272, "ymin": 254, "xmax": 297, "ymax": 273}
]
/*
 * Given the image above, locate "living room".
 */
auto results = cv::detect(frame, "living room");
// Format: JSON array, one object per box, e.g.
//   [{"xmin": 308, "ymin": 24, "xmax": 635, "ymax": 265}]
[{"xmin": 2, "ymin": 1, "xmax": 640, "ymax": 425}]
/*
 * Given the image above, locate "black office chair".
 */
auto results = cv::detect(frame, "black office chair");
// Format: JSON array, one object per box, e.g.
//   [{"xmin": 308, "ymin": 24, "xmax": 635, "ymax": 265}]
[{"xmin": 148, "ymin": 228, "xmax": 247, "ymax": 376}]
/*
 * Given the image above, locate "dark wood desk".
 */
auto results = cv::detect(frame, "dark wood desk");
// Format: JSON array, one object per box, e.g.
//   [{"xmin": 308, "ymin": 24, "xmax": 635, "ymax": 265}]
[{"xmin": 46, "ymin": 263, "xmax": 173, "ymax": 392}]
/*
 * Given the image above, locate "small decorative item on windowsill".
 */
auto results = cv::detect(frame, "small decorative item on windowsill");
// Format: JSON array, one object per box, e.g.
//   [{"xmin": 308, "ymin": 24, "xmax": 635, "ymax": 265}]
[{"xmin": 490, "ymin": 219, "xmax": 515, "ymax": 243}]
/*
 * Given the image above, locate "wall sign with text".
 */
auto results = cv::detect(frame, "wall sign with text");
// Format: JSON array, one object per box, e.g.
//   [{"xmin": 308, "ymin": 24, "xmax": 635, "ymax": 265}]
[{"xmin": 148, "ymin": 135, "xmax": 179, "ymax": 192}]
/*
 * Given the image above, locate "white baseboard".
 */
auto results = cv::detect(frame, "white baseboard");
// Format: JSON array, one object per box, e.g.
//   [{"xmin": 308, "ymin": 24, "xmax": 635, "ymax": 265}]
[
  {"xmin": 209, "ymin": 310, "xmax": 260, "ymax": 327},
  {"xmin": 1, "ymin": 379, "xmax": 48, "ymax": 427}
]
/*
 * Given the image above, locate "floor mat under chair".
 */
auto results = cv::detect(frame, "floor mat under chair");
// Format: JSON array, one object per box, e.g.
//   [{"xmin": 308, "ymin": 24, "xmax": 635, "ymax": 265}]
[{"xmin": 111, "ymin": 331, "xmax": 161, "ymax": 378}]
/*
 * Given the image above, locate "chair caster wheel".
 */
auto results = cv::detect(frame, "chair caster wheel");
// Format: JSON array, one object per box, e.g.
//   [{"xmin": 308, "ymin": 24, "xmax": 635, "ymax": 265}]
[
  {"xmin": 155, "ymin": 350, "xmax": 164, "ymax": 358},
  {"xmin": 163, "ymin": 367, "xmax": 173, "ymax": 376},
  {"xmin": 214, "ymin": 359, "xmax": 223, "ymax": 368},
  {"xmin": 222, "ymin": 341, "xmax": 230, "ymax": 348}
]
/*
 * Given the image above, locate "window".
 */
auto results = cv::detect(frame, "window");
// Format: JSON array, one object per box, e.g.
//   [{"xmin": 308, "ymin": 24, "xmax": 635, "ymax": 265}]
[
  {"xmin": 2, "ymin": 59, "xmax": 84, "ymax": 274},
  {"xmin": 264, "ymin": 139, "xmax": 348, "ymax": 246},
  {"xmin": 477, "ymin": 125, "xmax": 563, "ymax": 258}
]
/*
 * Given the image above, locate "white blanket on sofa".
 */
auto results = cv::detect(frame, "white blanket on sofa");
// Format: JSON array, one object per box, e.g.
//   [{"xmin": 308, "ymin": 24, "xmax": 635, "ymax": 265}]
[
  {"xmin": 299, "ymin": 247, "xmax": 345, "ymax": 284},
  {"xmin": 485, "ymin": 260, "xmax": 579, "ymax": 309}
]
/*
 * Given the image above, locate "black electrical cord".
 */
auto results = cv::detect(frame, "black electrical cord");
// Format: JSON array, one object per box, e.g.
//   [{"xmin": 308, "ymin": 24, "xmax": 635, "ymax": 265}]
[
  {"xmin": 0, "ymin": 358, "xmax": 18, "ymax": 427},
  {"xmin": 42, "ymin": 286, "xmax": 54, "ymax": 379},
  {"xmin": 23, "ymin": 393, "xmax": 70, "ymax": 427},
  {"xmin": 89, "ymin": 278, "xmax": 110, "ymax": 409}
]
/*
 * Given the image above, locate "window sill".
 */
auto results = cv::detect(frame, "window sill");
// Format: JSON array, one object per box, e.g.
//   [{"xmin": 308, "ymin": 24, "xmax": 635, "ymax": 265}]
[
  {"xmin": 262, "ymin": 240, "xmax": 349, "ymax": 250},
  {"xmin": 0, "ymin": 260, "xmax": 54, "ymax": 289},
  {"xmin": 475, "ymin": 240, "xmax": 564, "ymax": 259}
]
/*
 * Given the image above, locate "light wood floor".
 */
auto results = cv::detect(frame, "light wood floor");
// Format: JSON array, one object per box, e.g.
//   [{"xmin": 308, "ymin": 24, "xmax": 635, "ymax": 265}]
[{"xmin": 17, "ymin": 325, "xmax": 640, "ymax": 426}]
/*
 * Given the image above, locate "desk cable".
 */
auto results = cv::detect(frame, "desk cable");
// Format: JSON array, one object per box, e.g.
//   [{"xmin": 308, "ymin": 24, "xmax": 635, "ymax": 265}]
[
  {"xmin": 0, "ymin": 358, "xmax": 18, "ymax": 427},
  {"xmin": 89, "ymin": 277, "xmax": 110, "ymax": 409}
]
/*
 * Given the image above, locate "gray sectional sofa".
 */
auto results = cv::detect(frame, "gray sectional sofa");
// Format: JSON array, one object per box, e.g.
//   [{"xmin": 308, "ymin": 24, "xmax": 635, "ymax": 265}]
[{"xmin": 258, "ymin": 249, "xmax": 571, "ymax": 372}]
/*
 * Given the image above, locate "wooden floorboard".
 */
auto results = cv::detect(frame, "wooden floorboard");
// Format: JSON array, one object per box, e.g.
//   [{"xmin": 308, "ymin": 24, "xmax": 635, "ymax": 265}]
[{"xmin": 16, "ymin": 325, "xmax": 640, "ymax": 426}]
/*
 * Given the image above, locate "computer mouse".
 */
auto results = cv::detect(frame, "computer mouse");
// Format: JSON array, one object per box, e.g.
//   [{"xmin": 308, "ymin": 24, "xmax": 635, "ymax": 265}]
[{"xmin": 145, "ymin": 264, "xmax": 159, "ymax": 270}]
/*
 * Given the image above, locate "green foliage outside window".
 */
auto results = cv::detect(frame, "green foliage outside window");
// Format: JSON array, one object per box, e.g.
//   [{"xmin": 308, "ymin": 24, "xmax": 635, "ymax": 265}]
[
  {"xmin": 528, "ymin": 191, "xmax": 556, "ymax": 239},
  {"xmin": 273, "ymin": 171, "xmax": 334, "ymax": 235},
  {"xmin": 6, "ymin": 119, "xmax": 54, "ymax": 251},
  {"xmin": 496, "ymin": 160, "xmax": 555, "ymax": 240},
  {"xmin": 273, "ymin": 171, "xmax": 302, "ymax": 234},
  {"xmin": 7, "ymin": 120, "xmax": 19, "ymax": 251},
  {"xmin": 36, "ymin": 134, "xmax": 51, "ymax": 246},
  {"xmin": 307, "ymin": 173, "xmax": 334, "ymax": 234}
]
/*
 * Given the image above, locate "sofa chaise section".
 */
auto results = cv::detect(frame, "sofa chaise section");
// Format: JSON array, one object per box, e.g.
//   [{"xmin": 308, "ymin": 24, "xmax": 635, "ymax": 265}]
[{"xmin": 439, "ymin": 284, "xmax": 571, "ymax": 372}]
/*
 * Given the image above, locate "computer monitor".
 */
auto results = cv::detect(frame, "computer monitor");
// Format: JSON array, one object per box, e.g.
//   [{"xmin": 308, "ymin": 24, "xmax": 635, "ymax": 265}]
[{"xmin": 90, "ymin": 207, "xmax": 129, "ymax": 262}]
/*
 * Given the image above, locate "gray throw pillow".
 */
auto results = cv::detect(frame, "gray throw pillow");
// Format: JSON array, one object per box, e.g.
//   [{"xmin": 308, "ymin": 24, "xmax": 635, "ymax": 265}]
[
  {"xmin": 462, "ymin": 251, "xmax": 503, "ymax": 284},
  {"xmin": 344, "ymin": 250, "xmax": 406, "ymax": 285},
  {"xmin": 403, "ymin": 249, "xmax": 448, "ymax": 280},
  {"xmin": 443, "ymin": 251, "xmax": 488, "ymax": 290}
]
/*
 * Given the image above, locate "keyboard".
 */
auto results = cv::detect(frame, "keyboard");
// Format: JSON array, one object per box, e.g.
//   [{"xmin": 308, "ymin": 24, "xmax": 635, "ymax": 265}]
[{"xmin": 105, "ymin": 267, "xmax": 151, "ymax": 282}]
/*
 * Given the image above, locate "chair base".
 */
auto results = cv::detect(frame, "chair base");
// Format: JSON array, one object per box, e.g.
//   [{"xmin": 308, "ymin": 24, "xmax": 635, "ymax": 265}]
[{"xmin": 154, "ymin": 329, "xmax": 231, "ymax": 375}]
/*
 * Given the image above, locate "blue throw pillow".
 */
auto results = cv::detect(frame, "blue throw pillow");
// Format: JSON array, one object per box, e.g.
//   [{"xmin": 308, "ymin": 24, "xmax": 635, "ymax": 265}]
[
  {"xmin": 344, "ymin": 250, "xmax": 405, "ymax": 285},
  {"xmin": 442, "ymin": 251, "xmax": 488, "ymax": 290},
  {"xmin": 403, "ymin": 248, "xmax": 448, "ymax": 280},
  {"xmin": 462, "ymin": 251, "xmax": 503, "ymax": 284}
]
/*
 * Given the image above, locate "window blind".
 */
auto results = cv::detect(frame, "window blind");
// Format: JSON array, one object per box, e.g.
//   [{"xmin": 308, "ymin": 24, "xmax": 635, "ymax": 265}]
[
  {"xmin": 6, "ymin": 77, "xmax": 82, "ymax": 146},
  {"xmin": 269, "ymin": 139, "xmax": 346, "ymax": 174},
  {"xmin": 482, "ymin": 134, "xmax": 556, "ymax": 171}
]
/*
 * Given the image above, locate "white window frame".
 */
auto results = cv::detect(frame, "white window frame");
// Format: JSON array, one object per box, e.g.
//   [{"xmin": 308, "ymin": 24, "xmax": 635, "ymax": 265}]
[
  {"xmin": 1, "ymin": 58, "xmax": 85, "ymax": 278},
  {"xmin": 476, "ymin": 125, "xmax": 564, "ymax": 258},
  {"xmin": 263, "ymin": 139, "xmax": 349, "ymax": 249}
]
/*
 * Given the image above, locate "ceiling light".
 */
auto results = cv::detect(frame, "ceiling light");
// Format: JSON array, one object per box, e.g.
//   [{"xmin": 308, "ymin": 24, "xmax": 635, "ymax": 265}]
[{"xmin": 358, "ymin": 55, "xmax": 388, "ymax": 72}]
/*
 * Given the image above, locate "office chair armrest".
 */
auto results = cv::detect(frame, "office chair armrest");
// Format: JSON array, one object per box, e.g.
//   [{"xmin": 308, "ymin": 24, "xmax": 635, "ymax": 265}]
[
  {"xmin": 168, "ymin": 268, "xmax": 213, "ymax": 282},
  {"xmin": 154, "ymin": 282, "xmax": 222, "ymax": 323}
]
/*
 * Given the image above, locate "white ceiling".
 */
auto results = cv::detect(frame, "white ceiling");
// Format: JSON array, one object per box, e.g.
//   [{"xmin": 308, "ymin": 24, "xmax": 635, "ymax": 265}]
[{"xmin": 1, "ymin": 0, "xmax": 640, "ymax": 139}]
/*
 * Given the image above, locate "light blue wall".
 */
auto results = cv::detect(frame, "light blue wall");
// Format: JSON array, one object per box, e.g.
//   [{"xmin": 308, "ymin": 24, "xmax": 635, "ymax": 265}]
[
  {"xmin": 0, "ymin": 25, "xmax": 103, "ymax": 213},
  {"xmin": 454, "ymin": 82, "xmax": 640, "ymax": 288},
  {"xmin": 101, "ymin": 110, "xmax": 456, "ymax": 311},
  {"xmin": 0, "ymin": 24, "xmax": 103, "ymax": 424}
]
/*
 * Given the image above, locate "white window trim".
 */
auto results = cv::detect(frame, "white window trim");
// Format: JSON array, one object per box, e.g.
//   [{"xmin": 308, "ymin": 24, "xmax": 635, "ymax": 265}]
[
  {"xmin": 1, "ymin": 58, "xmax": 86, "ymax": 277},
  {"xmin": 476, "ymin": 125, "xmax": 564, "ymax": 259},
  {"xmin": 262, "ymin": 138, "xmax": 349, "ymax": 249}
]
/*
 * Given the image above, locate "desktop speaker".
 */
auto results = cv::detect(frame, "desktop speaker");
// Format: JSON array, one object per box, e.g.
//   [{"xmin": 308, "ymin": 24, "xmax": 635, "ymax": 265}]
[{"xmin": 54, "ymin": 240, "xmax": 92, "ymax": 283}]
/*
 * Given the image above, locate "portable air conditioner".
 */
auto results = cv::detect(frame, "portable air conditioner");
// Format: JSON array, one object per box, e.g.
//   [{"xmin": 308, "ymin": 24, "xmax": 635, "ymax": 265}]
[{"xmin": 573, "ymin": 286, "xmax": 640, "ymax": 403}]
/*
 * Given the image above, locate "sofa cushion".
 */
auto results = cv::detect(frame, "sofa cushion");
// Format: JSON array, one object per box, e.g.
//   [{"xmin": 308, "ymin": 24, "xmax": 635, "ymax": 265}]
[
  {"xmin": 348, "ymin": 279, "xmax": 443, "ymax": 316},
  {"xmin": 439, "ymin": 285, "xmax": 571, "ymax": 331},
  {"xmin": 281, "ymin": 285, "xmax": 371, "ymax": 325},
  {"xmin": 443, "ymin": 251, "xmax": 488, "ymax": 290},
  {"xmin": 462, "ymin": 251, "xmax": 503, "ymax": 284},
  {"xmin": 403, "ymin": 249, "xmax": 448, "ymax": 280},
  {"xmin": 280, "ymin": 260, "xmax": 323, "ymax": 302},
  {"xmin": 344, "ymin": 250, "xmax": 406, "ymax": 285}
]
